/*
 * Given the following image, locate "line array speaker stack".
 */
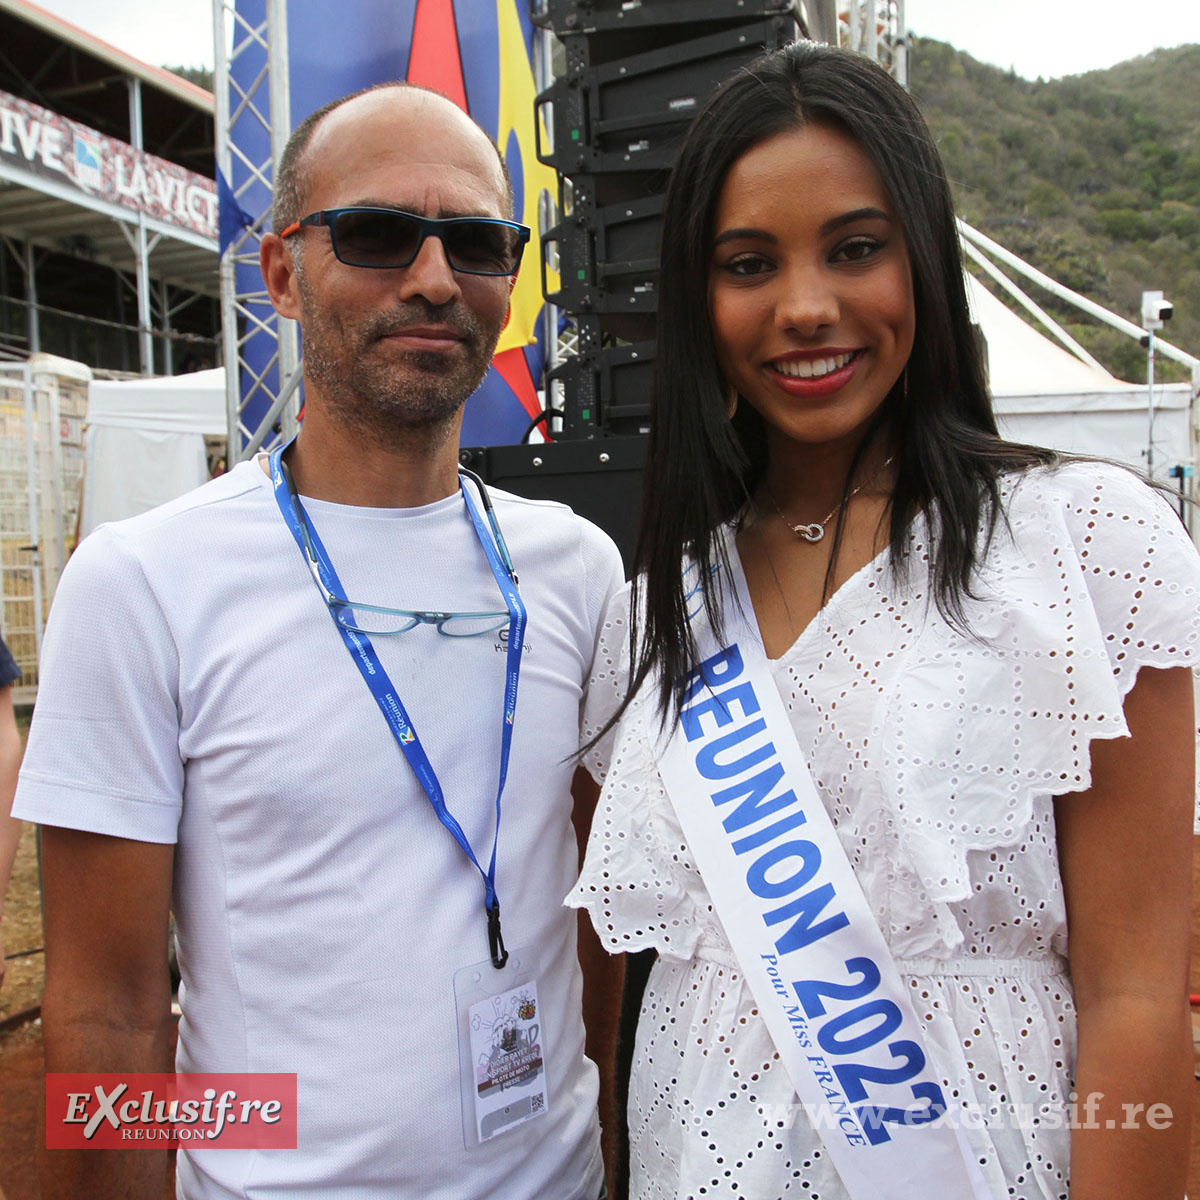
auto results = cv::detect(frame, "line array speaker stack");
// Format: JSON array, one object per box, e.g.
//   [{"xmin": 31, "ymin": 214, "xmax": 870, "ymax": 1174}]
[
  {"xmin": 462, "ymin": 4, "xmax": 806, "ymax": 572},
  {"xmin": 533, "ymin": 0, "xmax": 807, "ymax": 439}
]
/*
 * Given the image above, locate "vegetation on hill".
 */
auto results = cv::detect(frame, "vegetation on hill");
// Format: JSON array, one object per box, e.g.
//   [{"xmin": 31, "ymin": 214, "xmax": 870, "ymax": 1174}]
[
  {"xmin": 162, "ymin": 65, "xmax": 214, "ymax": 92},
  {"xmin": 910, "ymin": 37, "xmax": 1200, "ymax": 383}
]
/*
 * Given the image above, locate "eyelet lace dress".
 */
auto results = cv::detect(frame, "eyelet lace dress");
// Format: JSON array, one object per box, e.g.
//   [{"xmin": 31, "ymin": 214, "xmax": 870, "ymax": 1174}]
[{"xmin": 569, "ymin": 463, "xmax": 1200, "ymax": 1200}]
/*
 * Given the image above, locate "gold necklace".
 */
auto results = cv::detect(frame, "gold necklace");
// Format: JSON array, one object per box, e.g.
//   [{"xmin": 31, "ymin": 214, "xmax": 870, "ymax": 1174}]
[{"xmin": 767, "ymin": 456, "xmax": 894, "ymax": 544}]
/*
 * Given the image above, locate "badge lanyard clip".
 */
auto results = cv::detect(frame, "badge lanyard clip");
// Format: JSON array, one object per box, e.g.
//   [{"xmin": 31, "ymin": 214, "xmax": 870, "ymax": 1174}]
[{"xmin": 486, "ymin": 901, "xmax": 507, "ymax": 970}]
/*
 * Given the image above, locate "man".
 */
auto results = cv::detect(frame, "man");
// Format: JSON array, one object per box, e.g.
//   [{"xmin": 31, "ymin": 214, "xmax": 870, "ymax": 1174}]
[{"xmin": 15, "ymin": 85, "xmax": 623, "ymax": 1199}]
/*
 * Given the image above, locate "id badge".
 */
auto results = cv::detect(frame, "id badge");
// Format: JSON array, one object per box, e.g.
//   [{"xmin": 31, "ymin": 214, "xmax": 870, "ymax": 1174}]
[{"xmin": 453, "ymin": 947, "xmax": 549, "ymax": 1148}]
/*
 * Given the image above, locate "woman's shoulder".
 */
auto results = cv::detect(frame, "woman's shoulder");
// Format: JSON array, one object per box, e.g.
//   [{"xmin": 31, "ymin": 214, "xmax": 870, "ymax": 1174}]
[
  {"xmin": 1006, "ymin": 456, "xmax": 1154, "ymax": 505},
  {"xmin": 1004, "ymin": 457, "xmax": 1171, "ymax": 519},
  {"xmin": 999, "ymin": 458, "xmax": 1193, "ymax": 564},
  {"xmin": 986, "ymin": 457, "xmax": 1200, "ymax": 687}
]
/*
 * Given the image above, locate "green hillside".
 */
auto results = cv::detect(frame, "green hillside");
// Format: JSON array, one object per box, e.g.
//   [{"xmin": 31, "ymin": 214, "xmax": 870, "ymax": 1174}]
[{"xmin": 910, "ymin": 37, "xmax": 1200, "ymax": 384}]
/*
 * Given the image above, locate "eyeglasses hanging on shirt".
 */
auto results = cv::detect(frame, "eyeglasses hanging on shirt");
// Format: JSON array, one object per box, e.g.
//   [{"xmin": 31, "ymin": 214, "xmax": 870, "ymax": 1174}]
[{"xmin": 277, "ymin": 453, "xmax": 514, "ymax": 637}]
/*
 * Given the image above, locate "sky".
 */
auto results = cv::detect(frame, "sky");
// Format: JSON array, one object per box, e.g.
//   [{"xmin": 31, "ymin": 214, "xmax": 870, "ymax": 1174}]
[
  {"xmin": 904, "ymin": 0, "xmax": 1200, "ymax": 81},
  {"xmin": 24, "ymin": 0, "xmax": 1200, "ymax": 81}
]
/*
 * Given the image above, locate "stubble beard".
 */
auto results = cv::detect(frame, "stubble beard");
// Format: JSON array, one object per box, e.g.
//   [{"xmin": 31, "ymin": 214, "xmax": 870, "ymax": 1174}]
[{"xmin": 296, "ymin": 267, "xmax": 502, "ymax": 452}]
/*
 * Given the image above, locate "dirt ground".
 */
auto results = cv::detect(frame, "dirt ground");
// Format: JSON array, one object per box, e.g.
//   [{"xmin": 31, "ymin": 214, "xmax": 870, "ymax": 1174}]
[
  {"xmin": 3, "ymin": 834, "xmax": 1200, "ymax": 1198},
  {"xmin": 0, "ymin": 819, "xmax": 41, "ymax": 1026}
]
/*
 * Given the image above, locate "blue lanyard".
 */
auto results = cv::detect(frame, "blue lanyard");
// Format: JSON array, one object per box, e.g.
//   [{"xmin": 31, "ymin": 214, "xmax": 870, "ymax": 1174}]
[{"xmin": 269, "ymin": 446, "xmax": 526, "ymax": 969}]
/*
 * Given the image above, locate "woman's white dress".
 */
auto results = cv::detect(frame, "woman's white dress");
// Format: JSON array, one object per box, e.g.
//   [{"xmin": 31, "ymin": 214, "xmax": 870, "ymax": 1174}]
[{"xmin": 569, "ymin": 463, "xmax": 1200, "ymax": 1200}]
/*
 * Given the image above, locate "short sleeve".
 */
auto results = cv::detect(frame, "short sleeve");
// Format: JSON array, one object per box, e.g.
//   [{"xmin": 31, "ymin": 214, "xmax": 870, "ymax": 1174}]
[
  {"xmin": 0, "ymin": 635, "xmax": 20, "ymax": 688},
  {"xmin": 13, "ymin": 525, "xmax": 184, "ymax": 842},
  {"xmin": 1049, "ymin": 461, "xmax": 1200, "ymax": 693},
  {"xmin": 580, "ymin": 580, "xmax": 633, "ymax": 782}
]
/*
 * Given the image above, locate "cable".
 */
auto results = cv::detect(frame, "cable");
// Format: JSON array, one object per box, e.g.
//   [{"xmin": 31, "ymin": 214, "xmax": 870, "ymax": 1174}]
[{"xmin": 519, "ymin": 406, "xmax": 564, "ymax": 445}]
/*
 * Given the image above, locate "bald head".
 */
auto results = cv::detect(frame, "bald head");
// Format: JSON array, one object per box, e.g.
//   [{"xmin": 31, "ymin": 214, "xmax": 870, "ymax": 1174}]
[{"xmin": 271, "ymin": 83, "xmax": 511, "ymax": 234}]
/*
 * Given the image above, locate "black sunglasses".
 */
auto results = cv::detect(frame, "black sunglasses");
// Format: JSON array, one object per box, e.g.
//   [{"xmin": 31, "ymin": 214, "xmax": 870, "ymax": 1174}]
[{"xmin": 280, "ymin": 207, "xmax": 530, "ymax": 277}]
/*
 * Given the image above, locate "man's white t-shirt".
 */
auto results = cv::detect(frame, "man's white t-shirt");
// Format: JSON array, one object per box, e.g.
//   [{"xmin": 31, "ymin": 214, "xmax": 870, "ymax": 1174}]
[{"xmin": 15, "ymin": 458, "xmax": 624, "ymax": 1199}]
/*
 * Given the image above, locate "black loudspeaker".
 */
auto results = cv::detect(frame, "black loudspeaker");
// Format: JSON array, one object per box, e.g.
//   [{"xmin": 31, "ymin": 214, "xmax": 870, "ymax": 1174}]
[
  {"xmin": 532, "ymin": 0, "xmax": 800, "ymax": 36},
  {"xmin": 542, "ymin": 193, "xmax": 664, "ymax": 317},
  {"xmin": 458, "ymin": 437, "xmax": 647, "ymax": 576},
  {"xmin": 546, "ymin": 336, "xmax": 655, "ymax": 438},
  {"xmin": 536, "ymin": 17, "xmax": 801, "ymax": 177},
  {"xmin": 532, "ymin": 0, "xmax": 809, "ymax": 443}
]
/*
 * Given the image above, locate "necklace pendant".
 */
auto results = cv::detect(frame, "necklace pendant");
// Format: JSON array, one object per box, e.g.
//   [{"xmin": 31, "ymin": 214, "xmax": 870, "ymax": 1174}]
[{"xmin": 794, "ymin": 522, "xmax": 825, "ymax": 543}]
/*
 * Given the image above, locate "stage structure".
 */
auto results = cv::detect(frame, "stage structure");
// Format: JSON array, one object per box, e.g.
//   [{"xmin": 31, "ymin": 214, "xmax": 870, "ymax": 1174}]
[
  {"xmin": 0, "ymin": 0, "xmax": 219, "ymax": 374},
  {"xmin": 215, "ymin": 0, "xmax": 568, "ymax": 460},
  {"xmin": 215, "ymin": 0, "xmax": 1199, "ymax": 563},
  {"xmin": 213, "ymin": 0, "xmax": 298, "ymax": 455},
  {"xmin": 0, "ymin": 1, "xmax": 221, "ymax": 694}
]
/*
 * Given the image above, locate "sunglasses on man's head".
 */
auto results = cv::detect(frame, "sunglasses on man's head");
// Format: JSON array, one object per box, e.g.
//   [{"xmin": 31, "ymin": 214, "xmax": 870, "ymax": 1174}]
[{"xmin": 279, "ymin": 207, "xmax": 530, "ymax": 277}]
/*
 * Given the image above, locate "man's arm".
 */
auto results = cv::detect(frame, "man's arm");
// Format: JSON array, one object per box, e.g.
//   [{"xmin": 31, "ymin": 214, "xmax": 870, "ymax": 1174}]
[
  {"xmin": 571, "ymin": 766, "xmax": 624, "ymax": 1188},
  {"xmin": 0, "ymin": 685, "xmax": 23, "ymax": 992},
  {"xmin": 39, "ymin": 827, "xmax": 175, "ymax": 1200}
]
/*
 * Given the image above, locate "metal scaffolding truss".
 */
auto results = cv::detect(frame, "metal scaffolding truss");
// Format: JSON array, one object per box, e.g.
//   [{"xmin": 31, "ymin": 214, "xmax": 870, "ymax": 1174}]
[
  {"xmin": 213, "ymin": 0, "xmax": 299, "ymax": 459},
  {"xmin": 838, "ymin": 0, "xmax": 907, "ymax": 82}
]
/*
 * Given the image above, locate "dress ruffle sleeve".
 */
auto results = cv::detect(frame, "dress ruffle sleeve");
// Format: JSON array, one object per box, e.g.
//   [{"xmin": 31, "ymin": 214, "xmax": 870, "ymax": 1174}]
[
  {"xmin": 1050, "ymin": 460, "xmax": 1200, "ymax": 691},
  {"xmin": 876, "ymin": 462, "xmax": 1200, "ymax": 929},
  {"xmin": 579, "ymin": 581, "xmax": 633, "ymax": 784},
  {"xmin": 571, "ymin": 583, "xmax": 721, "ymax": 962}
]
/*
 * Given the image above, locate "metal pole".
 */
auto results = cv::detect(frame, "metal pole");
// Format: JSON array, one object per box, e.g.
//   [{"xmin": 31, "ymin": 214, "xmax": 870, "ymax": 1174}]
[
  {"xmin": 21, "ymin": 363, "xmax": 42, "ymax": 666},
  {"xmin": 960, "ymin": 236, "xmax": 1108, "ymax": 372},
  {"xmin": 213, "ymin": 0, "xmax": 241, "ymax": 450},
  {"xmin": 960, "ymin": 220, "xmax": 1200, "ymax": 377},
  {"xmin": 1146, "ymin": 328, "xmax": 1156, "ymax": 478},
  {"xmin": 127, "ymin": 78, "xmax": 143, "ymax": 150},
  {"xmin": 894, "ymin": 0, "xmax": 908, "ymax": 86},
  {"xmin": 129, "ymin": 77, "xmax": 154, "ymax": 373},
  {"xmin": 159, "ymin": 278, "xmax": 173, "ymax": 375},
  {"xmin": 134, "ymin": 215, "xmax": 154, "ymax": 375},
  {"xmin": 268, "ymin": 0, "xmax": 298, "ymax": 446},
  {"xmin": 24, "ymin": 241, "xmax": 38, "ymax": 354}
]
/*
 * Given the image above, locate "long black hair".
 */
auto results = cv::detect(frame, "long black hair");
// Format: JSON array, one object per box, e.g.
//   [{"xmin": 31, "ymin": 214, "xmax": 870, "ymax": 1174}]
[{"xmin": 628, "ymin": 40, "xmax": 1056, "ymax": 722}]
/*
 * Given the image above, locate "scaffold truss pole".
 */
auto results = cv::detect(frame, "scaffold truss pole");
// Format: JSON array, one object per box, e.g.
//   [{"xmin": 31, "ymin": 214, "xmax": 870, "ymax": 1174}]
[
  {"xmin": 837, "ymin": 0, "xmax": 906, "ymax": 82},
  {"xmin": 214, "ymin": 0, "xmax": 300, "ymax": 460}
]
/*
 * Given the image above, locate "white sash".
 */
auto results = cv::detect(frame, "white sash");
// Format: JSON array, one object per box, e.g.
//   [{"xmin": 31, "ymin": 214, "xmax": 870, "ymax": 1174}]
[{"xmin": 654, "ymin": 556, "xmax": 994, "ymax": 1200}]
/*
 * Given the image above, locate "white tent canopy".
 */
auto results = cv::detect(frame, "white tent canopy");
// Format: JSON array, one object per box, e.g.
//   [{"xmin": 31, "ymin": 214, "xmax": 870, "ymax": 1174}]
[
  {"xmin": 80, "ymin": 368, "xmax": 225, "ymax": 538},
  {"xmin": 967, "ymin": 274, "xmax": 1192, "ymax": 477}
]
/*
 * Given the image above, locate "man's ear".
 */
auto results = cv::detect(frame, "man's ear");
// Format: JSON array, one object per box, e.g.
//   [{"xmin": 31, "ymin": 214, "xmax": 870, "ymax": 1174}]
[{"xmin": 261, "ymin": 233, "xmax": 303, "ymax": 320}]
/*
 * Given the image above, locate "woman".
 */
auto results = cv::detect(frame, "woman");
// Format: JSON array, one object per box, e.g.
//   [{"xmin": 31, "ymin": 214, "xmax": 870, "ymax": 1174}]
[{"xmin": 569, "ymin": 41, "xmax": 1197, "ymax": 1200}]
